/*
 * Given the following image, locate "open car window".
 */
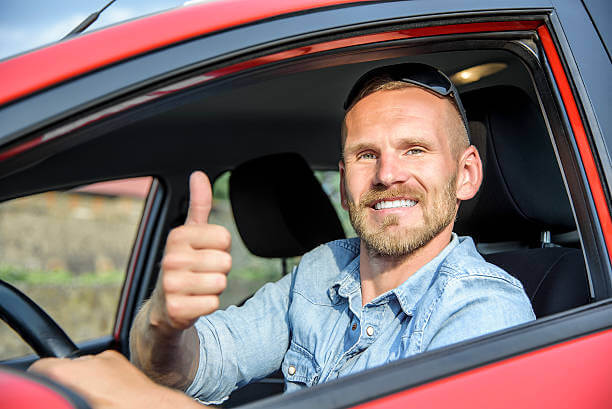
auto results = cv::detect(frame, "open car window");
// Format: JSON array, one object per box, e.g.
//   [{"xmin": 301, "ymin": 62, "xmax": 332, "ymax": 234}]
[
  {"xmin": 0, "ymin": 177, "xmax": 152, "ymax": 360},
  {"xmin": 0, "ymin": 3, "xmax": 610, "ymax": 407}
]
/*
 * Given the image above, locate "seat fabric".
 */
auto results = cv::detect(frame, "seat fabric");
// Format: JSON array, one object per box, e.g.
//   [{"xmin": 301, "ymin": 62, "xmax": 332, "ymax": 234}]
[
  {"xmin": 230, "ymin": 152, "xmax": 345, "ymax": 258},
  {"xmin": 457, "ymin": 86, "xmax": 591, "ymax": 317}
]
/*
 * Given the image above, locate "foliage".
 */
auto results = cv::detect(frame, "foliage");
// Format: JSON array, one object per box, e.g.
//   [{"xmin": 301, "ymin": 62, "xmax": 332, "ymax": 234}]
[{"xmin": 213, "ymin": 171, "xmax": 231, "ymax": 200}]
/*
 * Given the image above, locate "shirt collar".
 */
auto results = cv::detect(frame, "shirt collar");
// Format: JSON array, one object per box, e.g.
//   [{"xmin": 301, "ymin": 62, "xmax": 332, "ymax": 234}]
[
  {"xmin": 391, "ymin": 233, "xmax": 459, "ymax": 315},
  {"xmin": 328, "ymin": 254, "xmax": 361, "ymax": 303},
  {"xmin": 328, "ymin": 234, "xmax": 460, "ymax": 314}
]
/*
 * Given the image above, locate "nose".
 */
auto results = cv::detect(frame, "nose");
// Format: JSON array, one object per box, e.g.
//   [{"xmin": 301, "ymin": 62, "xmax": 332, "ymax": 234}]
[{"xmin": 374, "ymin": 152, "xmax": 409, "ymax": 187}]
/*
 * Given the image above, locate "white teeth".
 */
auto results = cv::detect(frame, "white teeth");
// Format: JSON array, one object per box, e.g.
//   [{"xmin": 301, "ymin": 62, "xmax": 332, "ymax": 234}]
[{"xmin": 374, "ymin": 199, "xmax": 417, "ymax": 210}]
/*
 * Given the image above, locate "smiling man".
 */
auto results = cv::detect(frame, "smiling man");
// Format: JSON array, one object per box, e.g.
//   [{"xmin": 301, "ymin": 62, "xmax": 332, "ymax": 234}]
[
  {"xmin": 339, "ymin": 63, "xmax": 480, "ymax": 306},
  {"xmin": 128, "ymin": 62, "xmax": 534, "ymax": 402},
  {"xmin": 30, "ymin": 63, "xmax": 535, "ymax": 408}
]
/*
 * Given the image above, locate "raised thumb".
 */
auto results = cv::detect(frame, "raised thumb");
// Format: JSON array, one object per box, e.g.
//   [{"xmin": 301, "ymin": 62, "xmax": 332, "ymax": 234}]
[{"xmin": 185, "ymin": 171, "xmax": 212, "ymax": 225}]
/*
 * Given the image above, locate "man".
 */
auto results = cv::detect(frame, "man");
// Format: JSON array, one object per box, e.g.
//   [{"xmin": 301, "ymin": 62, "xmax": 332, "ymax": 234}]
[{"xmin": 31, "ymin": 63, "xmax": 535, "ymax": 408}]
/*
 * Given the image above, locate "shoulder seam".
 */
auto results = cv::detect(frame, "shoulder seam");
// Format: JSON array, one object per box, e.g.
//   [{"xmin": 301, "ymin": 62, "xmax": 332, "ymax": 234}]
[
  {"xmin": 439, "ymin": 265, "xmax": 524, "ymax": 289},
  {"xmin": 328, "ymin": 238, "xmax": 360, "ymax": 254}
]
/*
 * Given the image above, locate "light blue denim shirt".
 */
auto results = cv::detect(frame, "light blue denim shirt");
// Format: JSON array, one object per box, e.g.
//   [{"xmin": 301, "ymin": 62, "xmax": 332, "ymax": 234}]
[{"xmin": 186, "ymin": 235, "xmax": 535, "ymax": 403}]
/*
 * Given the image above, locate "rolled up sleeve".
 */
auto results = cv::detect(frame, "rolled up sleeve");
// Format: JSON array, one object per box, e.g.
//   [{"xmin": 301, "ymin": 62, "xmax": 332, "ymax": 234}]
[{"xmin": 185, "ymin": 273, "xmax": 293, "ymax": 402}]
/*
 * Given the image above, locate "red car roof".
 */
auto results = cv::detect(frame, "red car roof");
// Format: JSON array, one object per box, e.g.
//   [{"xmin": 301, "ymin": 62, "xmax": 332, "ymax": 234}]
[{"xmin": 0, "ymin": 0, "xmax": 366, "ymax": 106}]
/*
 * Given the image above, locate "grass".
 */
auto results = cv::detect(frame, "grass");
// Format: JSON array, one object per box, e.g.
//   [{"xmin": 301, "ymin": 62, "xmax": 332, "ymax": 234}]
[{"xmin": 0, "ymin": 264, "xmax": 124, "ymax": 285}]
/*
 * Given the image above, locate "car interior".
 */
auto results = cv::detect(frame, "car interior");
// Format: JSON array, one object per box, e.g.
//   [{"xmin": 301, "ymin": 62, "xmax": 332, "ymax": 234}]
[{"xmin": 0, "ymin": 35, "xmax": 597, "ymax": 406}]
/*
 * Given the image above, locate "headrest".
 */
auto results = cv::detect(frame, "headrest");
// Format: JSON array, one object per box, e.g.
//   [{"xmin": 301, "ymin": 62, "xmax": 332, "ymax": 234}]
[
  {"xmin": 230, "ymin": 153, "xmax": 345, "ymax": 258},
  {"xmin": 455, "ymin": 86, "xmax": 575, "ymax": 242}
]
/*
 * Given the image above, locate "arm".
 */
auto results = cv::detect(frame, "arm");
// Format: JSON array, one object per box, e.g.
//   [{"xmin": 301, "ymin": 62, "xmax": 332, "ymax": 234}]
[
  {"xmin": 185, "ymin": 274, "xmax": 292, "ymax": 401},
  {"xmin": 30, "ymin": 350, "xmax": 207, "ymax": 409},
  {"xmin": 129, "ymin": 297, "xmax": 201, "ymax": 390},
  {"xmin": 130, "ymin": 171, "xmax": 232, "ymax": 390}
]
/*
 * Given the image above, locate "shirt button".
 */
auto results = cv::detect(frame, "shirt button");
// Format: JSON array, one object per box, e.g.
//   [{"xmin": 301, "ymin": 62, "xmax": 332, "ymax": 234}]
[
  {"xmin": 351, "ymin": 323, "xmax": 357, "ymax": 331},
  {"xmin": 288, "ymin": 365, "xmax": 296, "ymax": 375},
  {"xmin": 366, "ymin": 326, "xmax": 374, "ymax": 336}
]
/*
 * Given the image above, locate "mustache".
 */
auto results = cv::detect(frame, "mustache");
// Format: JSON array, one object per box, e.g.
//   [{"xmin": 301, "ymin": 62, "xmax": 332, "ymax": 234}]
[{"xmin": 357, "ymin": 186, "xmax": 423, "ymax": 208}]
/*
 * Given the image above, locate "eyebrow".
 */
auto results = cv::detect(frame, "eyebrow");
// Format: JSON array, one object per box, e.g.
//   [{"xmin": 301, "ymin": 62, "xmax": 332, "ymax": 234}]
[
  {"xmin": 344, "ymin": 142, "xmax": 375, "ymax": 157},
  {"xmin": 345, "ymin": 136, "xmax": 433, "ymax": 156}
]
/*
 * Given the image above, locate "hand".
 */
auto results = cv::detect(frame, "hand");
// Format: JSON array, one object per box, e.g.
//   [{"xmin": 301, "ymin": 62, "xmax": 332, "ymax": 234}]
[
  {"xmin": 151, "ymin": 171, "xmax": 232, "ymax": 331},
  {"xmin": 29, "ymin": 351, "xmax": 203, "ymax": 409}
]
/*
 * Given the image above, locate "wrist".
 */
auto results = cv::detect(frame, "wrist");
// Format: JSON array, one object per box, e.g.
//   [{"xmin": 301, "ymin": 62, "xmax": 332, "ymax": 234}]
[
  {"xmin": 146, "ymin": 294, "xmax": 183, "ymax": 339},
  {"xmin": 156, "ymin": 386, "xmax": 206, "ymax": 409}
]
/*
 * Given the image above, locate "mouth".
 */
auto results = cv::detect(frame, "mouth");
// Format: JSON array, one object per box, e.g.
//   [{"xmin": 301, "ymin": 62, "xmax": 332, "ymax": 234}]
[{"xmin": 371, "ymin": 198, "xmax": 418, "ymax": 210}]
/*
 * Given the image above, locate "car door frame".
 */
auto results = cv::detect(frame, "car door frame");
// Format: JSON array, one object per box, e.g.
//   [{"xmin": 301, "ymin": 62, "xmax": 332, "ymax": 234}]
[{"xmin": 0, "ymin": 0, "xmax": 610, "ymax": 406}]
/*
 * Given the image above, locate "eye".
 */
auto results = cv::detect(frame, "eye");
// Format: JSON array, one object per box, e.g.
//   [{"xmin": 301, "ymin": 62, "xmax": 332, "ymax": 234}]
[
  {"xmin": 405, "ymin": 148, "xmax": 424, "ymax": 155},
  {"xmin": 358, "ymin": 152, "xmax": 377, "ymax": 160}
]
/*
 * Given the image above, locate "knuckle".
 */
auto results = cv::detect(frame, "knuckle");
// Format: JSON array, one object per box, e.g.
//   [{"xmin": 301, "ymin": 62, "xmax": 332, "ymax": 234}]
[
  {"xmin": 46, "ymin": 365, "xmax": 63, "ymax": 379},
  {"xmin": 218, "ymin": 227, "xmax": 231, "ymax": 249},
  {"xmin": 161, "ymin": 253, "xmax": 180, "ymax": 271},
  {"xmin": 208, "ymin": 296, "xmax": 220, "ymax": 312},
  {"xmin": 215, "ymin": 274, "xmax": 227, "ymax": 292},
  {"xmin": 220, "ymin": 252, "xmax": 232, "ymax": 271},
  {"xmin": 99, "ymin": 350, "xmax": 120, "ymax": 360},
  {"xmin": 162, "ymin": 274, "xmax": 182, "ymax": 293},
  {"xmin": 167, "ymin": 226, "xmax": 189, "ymax": 246},
  {"xmin": 165, "ymin": 297, "xmax": 182, "ymax": 319},
  {"xmin": 166, "ymin": 228, "xmax": 181, "ymax": 245}
]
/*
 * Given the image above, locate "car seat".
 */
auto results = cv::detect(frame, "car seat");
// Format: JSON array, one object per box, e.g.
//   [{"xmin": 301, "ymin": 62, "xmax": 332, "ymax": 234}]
[
  {"xmin": 229, "ymin": 152, "xmax": 345, "ymax": 273},
  {"xmin": 456, "ymin": 85, "xmax": 591, "ymax": 317}
]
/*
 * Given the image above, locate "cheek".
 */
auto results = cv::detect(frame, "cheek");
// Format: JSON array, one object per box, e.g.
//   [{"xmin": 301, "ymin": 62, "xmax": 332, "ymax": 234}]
[{"xmin": 343, "ymin": 169, "xmax": 370, "ymax": 202}]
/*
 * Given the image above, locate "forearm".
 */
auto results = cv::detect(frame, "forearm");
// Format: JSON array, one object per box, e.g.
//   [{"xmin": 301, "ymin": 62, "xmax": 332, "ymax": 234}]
[
  {"xmin": 29, "ymin": 350, "xmax": 208, "ymax": 409},
  {"xmin": 130, "ymin": 298, "xmax": 200, "ymax": 391}
]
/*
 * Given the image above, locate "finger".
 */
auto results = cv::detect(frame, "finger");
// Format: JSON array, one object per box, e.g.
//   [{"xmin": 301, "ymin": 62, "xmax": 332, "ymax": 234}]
[
  {"xmin": 165, "ymin": 294, "xmax": 220, "ymax": 326},
  {"xmin": 185, "ymin": 171, "xmax": 212, "ymax": 226},
  {"xmin": 28, "ymin": 357, "xmax": 62, "ymax": 374},
  {"xmin": 166, "ymin": 224, "xmax": 231, "ymax": 251},
  {"xmin": 162, "ymin": 249, "xmax": 231, "ymax": 273},
  {"xmin": 163, "ymin": 272, "xmax": 227, "ymax": 296}
]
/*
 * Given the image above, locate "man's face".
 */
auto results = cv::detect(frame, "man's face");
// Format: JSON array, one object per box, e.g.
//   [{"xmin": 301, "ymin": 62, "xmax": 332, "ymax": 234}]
[{"xmin": 340, "ymin": 87, "xmax": 461, "ymax": 257}]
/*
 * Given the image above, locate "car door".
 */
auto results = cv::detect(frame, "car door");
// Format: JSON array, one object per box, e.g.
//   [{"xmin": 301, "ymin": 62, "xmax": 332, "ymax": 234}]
[{"xmin": 0, "ymin": 0, "xmax": 610, "ymax": 407}]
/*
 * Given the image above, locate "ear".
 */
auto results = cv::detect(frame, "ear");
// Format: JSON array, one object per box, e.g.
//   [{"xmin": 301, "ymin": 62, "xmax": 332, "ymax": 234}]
[
  {"xmin": 338, "ymin": 159, "xmax": 349, "ymax": 210},
  {"xmin": 455, "ymin": 146, "xmax": 483, "ymax": 201}
]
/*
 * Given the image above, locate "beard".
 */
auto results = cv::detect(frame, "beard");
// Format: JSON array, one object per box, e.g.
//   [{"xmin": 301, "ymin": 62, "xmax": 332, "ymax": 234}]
[{"xmin": 347, "ymin": 174, "xmax": 457, "ymax": 258}]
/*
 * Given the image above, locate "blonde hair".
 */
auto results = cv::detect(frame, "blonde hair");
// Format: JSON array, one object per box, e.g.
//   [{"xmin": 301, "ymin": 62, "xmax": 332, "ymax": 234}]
[{"xmin": 341, "ymin": 79, "xmax": 468, "ymax": 159}]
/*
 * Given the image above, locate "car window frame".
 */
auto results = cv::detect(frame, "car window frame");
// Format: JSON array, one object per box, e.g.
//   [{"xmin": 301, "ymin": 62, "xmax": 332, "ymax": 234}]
[{"xmin": 0, "ymin": 0, "xmax": 610, "ymax": 405}]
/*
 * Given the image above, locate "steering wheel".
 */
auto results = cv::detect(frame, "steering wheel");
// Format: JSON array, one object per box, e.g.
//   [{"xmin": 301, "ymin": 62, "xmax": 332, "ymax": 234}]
[{"xmin": 0, "ymin": 280, "xmax": 79, "ymax": 358}]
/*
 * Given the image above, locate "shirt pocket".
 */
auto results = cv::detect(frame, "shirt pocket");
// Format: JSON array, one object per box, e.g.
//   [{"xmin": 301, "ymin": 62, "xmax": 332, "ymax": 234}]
[{"xmin": 282, "ymin": 341, "xmax": 321, "ymax": 387}]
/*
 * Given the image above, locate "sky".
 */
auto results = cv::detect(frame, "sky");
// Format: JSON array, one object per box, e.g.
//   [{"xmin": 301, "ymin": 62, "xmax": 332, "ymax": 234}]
[{"xmin": 0, "ymin": 0, "xmax": 201, "ymax": 60}]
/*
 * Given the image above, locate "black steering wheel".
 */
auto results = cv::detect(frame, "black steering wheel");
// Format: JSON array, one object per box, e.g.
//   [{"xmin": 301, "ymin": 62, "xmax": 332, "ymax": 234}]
[{"xmin": 0, "ymin": 280, "xmax": 79, "ymax": 358}]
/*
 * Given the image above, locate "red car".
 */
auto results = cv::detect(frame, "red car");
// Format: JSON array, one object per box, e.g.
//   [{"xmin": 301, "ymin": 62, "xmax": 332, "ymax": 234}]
[{"xmin": 0, "ymin": 0, "xmax": 610, "ymax": 408}]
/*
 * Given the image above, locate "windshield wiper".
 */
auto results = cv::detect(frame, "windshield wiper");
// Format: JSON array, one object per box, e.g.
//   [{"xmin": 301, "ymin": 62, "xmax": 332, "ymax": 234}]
[{"xmin": 63, "ymin": 0, "xmax": 117, "ymax": 40}]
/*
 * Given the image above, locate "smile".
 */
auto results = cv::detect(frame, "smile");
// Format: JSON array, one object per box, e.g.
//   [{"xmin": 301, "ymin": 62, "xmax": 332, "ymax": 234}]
[{"xmin": 373, "ymin": 199, "xmax": 417, "ymax": 210}]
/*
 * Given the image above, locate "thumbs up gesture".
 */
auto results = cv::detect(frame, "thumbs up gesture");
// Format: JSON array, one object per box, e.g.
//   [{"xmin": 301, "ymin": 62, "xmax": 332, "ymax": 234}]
[{"xmin": 150, "ymin": 171, "xmax": 232, "ymax": 331}]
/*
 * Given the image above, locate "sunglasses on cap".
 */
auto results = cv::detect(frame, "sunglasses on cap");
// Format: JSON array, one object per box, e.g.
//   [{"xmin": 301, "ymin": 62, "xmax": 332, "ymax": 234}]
[{"xmin": 343, "ymin": 63, "xmax": 470, "ymax": 142}]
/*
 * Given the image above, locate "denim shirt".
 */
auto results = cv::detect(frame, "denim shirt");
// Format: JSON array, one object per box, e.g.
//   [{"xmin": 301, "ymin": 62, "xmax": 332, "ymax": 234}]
[{"xmin": 185, "ymin": 235, "xmax": 535, "ymax": 403}]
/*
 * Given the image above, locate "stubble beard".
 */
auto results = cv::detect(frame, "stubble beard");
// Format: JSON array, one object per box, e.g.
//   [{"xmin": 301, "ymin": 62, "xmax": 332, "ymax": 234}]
[{"xmin": 347, "ymin": 174, "xmax": 458, "ymax": 258}]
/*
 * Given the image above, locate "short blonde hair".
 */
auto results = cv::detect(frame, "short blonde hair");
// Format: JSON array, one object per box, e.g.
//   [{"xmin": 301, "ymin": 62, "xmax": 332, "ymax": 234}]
[{"xmin": 341, "ymin": 79, "xmax": 469, "ymax": 160}]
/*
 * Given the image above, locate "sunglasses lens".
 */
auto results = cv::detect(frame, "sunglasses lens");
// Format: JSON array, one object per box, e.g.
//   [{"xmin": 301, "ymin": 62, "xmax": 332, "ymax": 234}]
[
  {"xmin": 400, "ymin": 67, "xmax": 451, "ymax": 96},
  {"xmin": 345, "ymin": 63, "xmax": 454, "ymax": 109},
  {"xmin": 344, "ymin": 63, "xmax": 471, "ymax": 143}
]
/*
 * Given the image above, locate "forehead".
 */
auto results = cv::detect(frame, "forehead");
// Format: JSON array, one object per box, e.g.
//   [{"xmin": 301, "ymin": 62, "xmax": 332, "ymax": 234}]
[{"xmin": 344, "ymin": 87, "xmax": 454, "ymax": 145}]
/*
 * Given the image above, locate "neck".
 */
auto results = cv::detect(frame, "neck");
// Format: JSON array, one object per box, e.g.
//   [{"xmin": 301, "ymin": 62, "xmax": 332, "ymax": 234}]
[{"xmin": 359, "ymin": 225, "xmax": 453, "ymax": 306}]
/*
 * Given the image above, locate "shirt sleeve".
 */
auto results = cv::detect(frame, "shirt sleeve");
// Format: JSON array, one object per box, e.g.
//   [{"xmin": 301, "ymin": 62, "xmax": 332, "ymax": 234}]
[
  {"xmin": 185, "ymin": 272, "xmax": 293, "ymax": 403},
  {"xmin": 423, "ymin": 273, "xmax": 536, "ymax": 352}
]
